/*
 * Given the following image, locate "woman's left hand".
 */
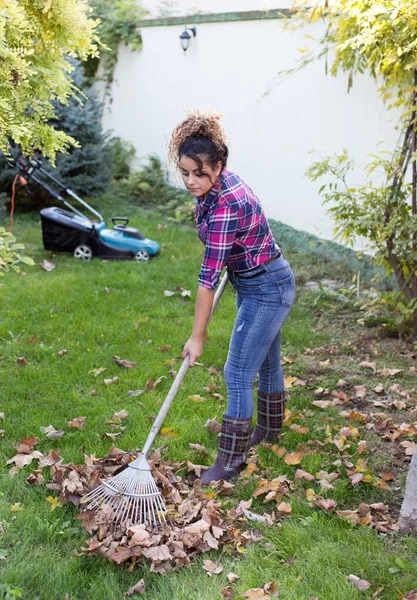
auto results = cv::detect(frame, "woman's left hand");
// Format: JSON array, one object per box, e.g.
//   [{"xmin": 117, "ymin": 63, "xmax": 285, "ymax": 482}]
[{"xmin": 182, "ymin": 336, "xmax": 203, "ymax": 367}]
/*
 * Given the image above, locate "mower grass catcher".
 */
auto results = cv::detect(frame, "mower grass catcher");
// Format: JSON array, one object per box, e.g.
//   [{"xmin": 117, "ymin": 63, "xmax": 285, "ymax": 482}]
[{"xmin": 17, "ymin": 156, "xmax": 160, "ymax": 263}]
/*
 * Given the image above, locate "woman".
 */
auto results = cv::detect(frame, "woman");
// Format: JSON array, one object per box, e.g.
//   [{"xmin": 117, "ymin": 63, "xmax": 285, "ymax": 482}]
[{"xmin": 168, "ymin": 110, "xmax": 296, "ymax": 484}]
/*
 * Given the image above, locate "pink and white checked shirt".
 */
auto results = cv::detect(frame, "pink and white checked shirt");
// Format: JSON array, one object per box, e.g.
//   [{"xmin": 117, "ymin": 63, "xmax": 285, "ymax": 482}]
[{"xmin": 196, "ymin": 169, "xmax": 279, "ymax": 290}]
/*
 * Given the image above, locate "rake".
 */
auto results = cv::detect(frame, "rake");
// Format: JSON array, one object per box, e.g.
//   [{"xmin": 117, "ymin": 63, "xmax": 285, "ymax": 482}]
[{"xmin": 80, "ymin": 272, "xmax": 229, "ymax": 527}]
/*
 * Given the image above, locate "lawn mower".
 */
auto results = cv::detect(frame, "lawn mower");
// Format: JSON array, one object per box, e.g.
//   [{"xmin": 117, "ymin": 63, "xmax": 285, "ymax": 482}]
[{"xmin": 16, "ymin": 156, "xmax": 160, "ymax": 262}]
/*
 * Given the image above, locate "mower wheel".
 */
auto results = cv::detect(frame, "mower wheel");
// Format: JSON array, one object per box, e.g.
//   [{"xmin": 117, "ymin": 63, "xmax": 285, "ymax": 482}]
[
  {"xmin": 74, "ymin": 245, "xmax": 93, "ymax": 261},
  {"xmin": 134, "ymin": 250, "xmax": 149, "ymax": 263}
]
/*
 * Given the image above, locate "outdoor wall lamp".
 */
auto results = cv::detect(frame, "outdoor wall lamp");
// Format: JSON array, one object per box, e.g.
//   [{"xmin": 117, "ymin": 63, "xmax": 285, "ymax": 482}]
[{"xmin": 179, "ymin": 27, "xmax": 197, "ymax": 53}]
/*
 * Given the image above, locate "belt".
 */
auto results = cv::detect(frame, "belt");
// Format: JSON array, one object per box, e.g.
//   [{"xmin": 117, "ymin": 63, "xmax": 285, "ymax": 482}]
[{"xmin": 227, "ymin": 251, "xmax": 282, "ymax": 280}]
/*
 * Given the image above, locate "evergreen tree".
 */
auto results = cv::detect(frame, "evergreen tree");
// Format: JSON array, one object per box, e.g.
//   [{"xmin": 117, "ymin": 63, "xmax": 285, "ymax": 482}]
[{"xmin": 0, "ymin": 62, "xmax": 112, "ymax": 210}]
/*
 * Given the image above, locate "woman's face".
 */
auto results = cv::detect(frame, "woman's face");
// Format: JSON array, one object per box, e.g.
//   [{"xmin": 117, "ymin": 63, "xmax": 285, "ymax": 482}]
[{"xmin": 179, "ymin": 155, "xmax": 222, "ymax": 197}]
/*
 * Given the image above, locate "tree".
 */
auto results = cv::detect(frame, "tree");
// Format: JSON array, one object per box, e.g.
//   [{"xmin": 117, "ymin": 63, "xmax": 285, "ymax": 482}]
[
  {"xmin": 0, "ymin": 0, "xmax": 99, "ymax": 160},
  {"xmin": 288, "ymin": 0, "xmax": 417, "ymax": 532}
]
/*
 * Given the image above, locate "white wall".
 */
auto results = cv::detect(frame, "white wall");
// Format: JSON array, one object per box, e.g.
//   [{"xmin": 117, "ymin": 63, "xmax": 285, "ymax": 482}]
[{"xmin": 100, "ymin": 8, "xmax": 399, "ymax": 242}]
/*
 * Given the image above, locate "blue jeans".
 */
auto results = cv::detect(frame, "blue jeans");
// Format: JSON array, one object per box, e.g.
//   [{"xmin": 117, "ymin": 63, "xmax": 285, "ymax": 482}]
[{"xmin": 224, "ymin": 254, "xmax": 296, "ymax": 418}]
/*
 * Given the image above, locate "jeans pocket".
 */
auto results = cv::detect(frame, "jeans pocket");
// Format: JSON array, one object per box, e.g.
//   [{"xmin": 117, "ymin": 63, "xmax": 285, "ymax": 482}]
[{"xmin": 276, "ymin": 273, "xmax": 296, "ymax": 307}]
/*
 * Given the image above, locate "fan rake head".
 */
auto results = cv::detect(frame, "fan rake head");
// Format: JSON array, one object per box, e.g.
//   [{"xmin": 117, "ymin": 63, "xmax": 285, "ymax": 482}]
[{"xmin": 80, "ymin": 454, "xmax": 167, "ymax": 528}]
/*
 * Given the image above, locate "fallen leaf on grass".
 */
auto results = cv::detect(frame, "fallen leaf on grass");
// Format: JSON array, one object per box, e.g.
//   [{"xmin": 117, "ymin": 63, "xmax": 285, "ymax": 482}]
[
  {"xmin": 359, "ymin": 361, "xmax": 376, "ymax": 371},
  {"xmin": 41, "ymin": 425, "xmax": 65, "ymax": 439},
  {"xmin": 289, "ymin": 424, "xmax": 309, "ymax": 434},
  {"xmin": 220, "ymin": 586, "xmax": 235, "ymax": 599},
  {"xmin": 379, "ymin": 368, "xmax": 403, "ymax": 377},
  {"xmin": 358, "ymin": 440, "xmax": 367, "ymax": 454},
  {"xmin": 16, "ymin": 357, "xmax": 27, "ymax": 366},
  {"xmin": 284, "ymin": 451, "xmax": 303, "ymax": 465},
  {"xmin": 204, "ymin": 416, "xmax": 222, "ymax": 435},
  {"xmin": 163, "ymin": 290, "xmax": 176, "ymax": 297},
  {"xmin": 276, "ymin": 502, "xmax": 292, "ymax": 514},
  {"xmin": 160, "ymin": 427, "xmax": 180, "ymax": 439},
  {"xmin": 125, "ymin": 578, "xmax": 145, "ymax": 596},
  {"xmin": 353, "ymin": 385, "xmax": 367, "ymax": 400},
  {"xmin": 202, "ymin": 559, "xmax": 223, "ymax": 576},
  {"xmin": 46, "ymin": 496, "xmax": 63, "ymax": 511},
  {"xmin": 295, "ymin": 469, "xmax": 315, "ymax": 482},
  {"xmin": 228, "ymin": 573, "xmax": 240, "ymax": 583},
  {"xmin": 68, "ymin": 417, "xmax": 86, "ymax": 430},
  {"xmin": 284, "ymin": 376, "xmax": 298, "ymax": 389},
  {"xmin": 188, "ymin": 394, "xmax": 206, "ymax": 403},
  {"xmin": 312, "ymin": 400, "xmax": 331, "ymax": 409},
  {"xmin": 104, "ymin": 376, "xmax": 119, "ymax": 386},
  {"xmin": 10, "ymin": 503, "xmax": 23, "ymax": 512},
  {"xmin": 348, "ymin": 574, "xmax": 371, "ymax": 591},
  {"xmin": 112, "ymin": 410, "xmax": 129, "ymax": 422},
  {"xmin": 189, "ymin": 442, "xmax": 209, "ymax": 455},
  {"xmin": 400, "ymin": 441, "xmax": 416, "ymax": 456},
  {"xmin": 39, "ymin": 260, "xmax": 55, "ymax": 271},
  {"xmin": 113, "ymin": 356, "xmax": 137, "ymax": 369},
  {"xmin": 58, "ymin": 349, "xmax": 68, "ymax": 356},
  {"xmin": 89, "ymin": 367, "xmax": 107, "ymax": 377},
  {"xmin": 128, "ymin": 389, "xmax": 145, "ymax": 397},
  {"xmin": 241, "ymin": 581, "xmax": 278, "ymax": 598},
  {"xmin": 159, "ymin": 345, "xmax": 171, "ymax": 351}
]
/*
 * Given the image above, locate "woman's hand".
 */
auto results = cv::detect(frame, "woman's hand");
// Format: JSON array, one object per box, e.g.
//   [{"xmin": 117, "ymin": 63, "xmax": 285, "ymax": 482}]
[{"xmin": 182, "ymin": 336, "xmax": 203, "ymax": 367}]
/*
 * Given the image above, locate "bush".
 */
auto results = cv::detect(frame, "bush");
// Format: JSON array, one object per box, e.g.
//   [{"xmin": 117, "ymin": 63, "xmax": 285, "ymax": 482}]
[{"xmin": 122, "ymin": 155, "xmax": 193, "ymax": 218}]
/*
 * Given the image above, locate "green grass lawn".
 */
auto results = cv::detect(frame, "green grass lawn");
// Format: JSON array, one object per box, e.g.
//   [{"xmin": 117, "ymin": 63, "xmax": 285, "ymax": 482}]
[{"xmin": 0, "ymin": 208, "xmax": 416, "ymax": 600}]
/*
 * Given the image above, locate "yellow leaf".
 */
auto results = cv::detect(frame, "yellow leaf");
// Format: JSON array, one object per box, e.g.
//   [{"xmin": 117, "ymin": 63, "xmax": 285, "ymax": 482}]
[
  {"xmin": 284, "ymin": 376, "xmax": 297, "ymax": 389},
  {"xmin": 188, "ymin": 394, "xmax": 206, "ymax": 403},
  {"xmin": 306, "ymin": 488, "xmax": 316, "ymax": 502},
  {"xmin": 289, "ymin": 424, "xmax": 309, "ymax": 434},
  {"xmin": 241, "ymin": 463, "xmax": 258, "ymax": 478},
  {"xmin": 46, "ymin": 496, "xmax": 62, "ymax": 511},
  {"xmin": 160, "ymin": 427, "xmax": 180, "ymax": 439},
  {"xmin": 271, "ymin": 445, "xmax": 286, "ymax": 457},
  {"xmin": 284, "ymin": 451, "xmax": 303, "ymax": 465},
  {"xmin": 10, "ymin": 503, "xmax": 23, "ymax": 512}
]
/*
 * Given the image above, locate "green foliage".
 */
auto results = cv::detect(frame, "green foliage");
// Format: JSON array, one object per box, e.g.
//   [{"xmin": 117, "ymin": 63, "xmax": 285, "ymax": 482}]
[
  {"xmin": 84, "ymin": 0, "xmax": 146, "ymax": 84},
  {"xmin": 306, "ymin": 151, "xmax": 417, "ymax": 333},
  {"xmin": 0, "ymin": 228, "xmax": 34, "ymax": 282},
  {"xmin": 107, "ymin": 137, "xmax": 136, "ymax": 181},
  {"xmin": 0, "ymin": 0, "xmax": 99, "ymax": 159},
  {"xmin": 289, "ymin": 1, "xmax": 417, "ymax": 111},
  {"xmin": 119, "ymin": 155, "xmax": 193, "ymax": 218}
]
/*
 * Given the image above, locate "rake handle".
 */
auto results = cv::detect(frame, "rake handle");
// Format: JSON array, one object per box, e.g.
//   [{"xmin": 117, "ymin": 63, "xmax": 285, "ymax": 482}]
[{"xmin": 141, "ymin": 271, "xmax": 229, "ymax": 458}]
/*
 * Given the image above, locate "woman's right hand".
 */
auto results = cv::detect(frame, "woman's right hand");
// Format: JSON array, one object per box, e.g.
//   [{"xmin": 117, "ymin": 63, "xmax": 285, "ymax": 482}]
[{"xmin": 182, "ymin": 336, "xmax": 203, "ymax": 367}]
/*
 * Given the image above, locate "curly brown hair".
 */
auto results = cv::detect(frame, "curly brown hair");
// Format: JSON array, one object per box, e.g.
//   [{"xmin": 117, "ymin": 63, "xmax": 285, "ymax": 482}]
[{"xmin": 168, "ymin": 109, "xmax": 229, "ymax": 170}]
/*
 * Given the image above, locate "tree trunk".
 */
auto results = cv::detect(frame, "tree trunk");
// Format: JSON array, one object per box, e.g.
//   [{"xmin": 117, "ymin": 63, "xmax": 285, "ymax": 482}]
[{"xmin": 399, "ymin": 447, "xmax": 417, "ymax": 532}]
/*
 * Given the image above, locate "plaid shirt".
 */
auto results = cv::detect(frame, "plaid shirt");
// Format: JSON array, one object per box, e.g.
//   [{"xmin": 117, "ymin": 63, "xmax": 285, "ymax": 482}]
[{"xmin": 196, "ymin": 169, "xmax": 279, "ymax": 290}]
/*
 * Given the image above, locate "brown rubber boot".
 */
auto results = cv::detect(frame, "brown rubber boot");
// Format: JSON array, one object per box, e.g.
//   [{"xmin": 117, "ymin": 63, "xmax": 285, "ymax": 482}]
[
  {"xmin": 201, "ymin": 414, "xmax": 253, "ymax": 485},
  {"xmin": 250, "ymin": 390, "xmax": 286, "ymax": 446}
]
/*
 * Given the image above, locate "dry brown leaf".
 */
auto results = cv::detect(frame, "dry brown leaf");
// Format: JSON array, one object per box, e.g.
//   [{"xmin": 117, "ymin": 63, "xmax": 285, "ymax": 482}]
[
  {"xmin": 295, "ymin": 469, "xmax": 315, "ymax": 482},
  {"xmin": 359, "ymin": 361, "xmax": 377, "ymax": 371},
  {"xmin": 379, "ymin": 367, "xmax": 403, "ymax": 377},
  {"xmin": 353, "ymin": 385, "xmax": 367, "ymax": 400},
  {"xmin": 41, "ymin": 425, "xmax": 65, "ymax": 439},
  {"xmin": 202, "ymin": 559, "xmax": 223, "ymax": 576},
  {"xmin": 125, "ymin": 578, "xmax": 145, "ymax": 596},
  {"xmin": 289, "ymin": 424, "xmax": 309, "ymax": 434},
  {"xmin": 312, "ymin": 400, "xmax": 331, "ymax": 409},
  {"xmin": 220, "ymin": 586, "xmax": 235, "ymax": 599},
  {"xmin": 112, "ymin": 410, "xmax": 129, "ymax": 421},
  {"xmin": 227, "ymin": 573, "xmax": 240, "ymax": 583},
  {"xmin": 104, "ymin": 376, "xmax": 119, "ymax": 386},
  {"xmin": 358, "ymin": 440, "xmax": 367, "ymax": 454},
  {"xmin": 348, "ymin": 575, "xmax": 371, "ymax": 591},
  {"xmin": 188, "ymin": 394, "xmax": 206, "ymax": 403},
  {"xmin": 283, "ymin": 451, "xmax": 303, "ymax": 465},
  {"xmin": 113, "ymin": 356, "xmax": 137, "ymax": 368},
  {"xmin": 16, "ymin": 356, "xmax": 27, "ymax": 366},
  {"xmin": 68, "ymin": 416, "xmax": 86, "ymax": 430},
  {"xmin": 39, "ymin": 260, "xmax": 55, "ymax": 271},
  {"xmin": 204, "ymin": 416, "xmax": 222, "ymax": 435},
  {"xmin": 276, "ymin": 502, "xmax": 292, "ymax": 514},
  {"xmin": 189, "ymin": 442, "xmax": 209, "ymax": 455},
  {"xmin": 58, "ymin": 349, "xmax": 68, "ymax": 356}
]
